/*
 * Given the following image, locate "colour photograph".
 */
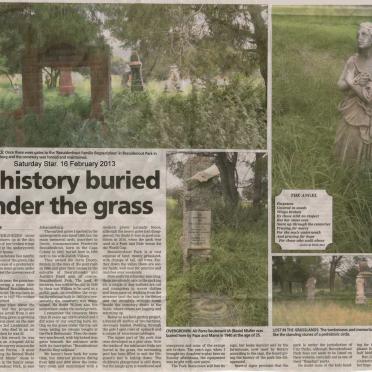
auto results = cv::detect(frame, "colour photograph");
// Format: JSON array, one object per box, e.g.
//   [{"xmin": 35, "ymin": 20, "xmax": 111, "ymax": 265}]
[
  {"xmin": 273, "ymin": 255, "xmax": 372, "ymax": 326},
  {"xmin": 0, "ymin": 4, "xmax": 267, "ymax": 149},
  {"xmin": 273, "ymin": 6, "xmax": 372, "ymax": 252},
  {"xmin": 166, "ymin": 151, "xmax": 268, "ymax": 326}
]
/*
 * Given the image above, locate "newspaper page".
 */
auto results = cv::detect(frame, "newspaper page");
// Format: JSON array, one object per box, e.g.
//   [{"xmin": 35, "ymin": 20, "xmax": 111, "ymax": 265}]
[{"xmin": 1, "ymin": 2, "xmax": 372, "ymax": 372}]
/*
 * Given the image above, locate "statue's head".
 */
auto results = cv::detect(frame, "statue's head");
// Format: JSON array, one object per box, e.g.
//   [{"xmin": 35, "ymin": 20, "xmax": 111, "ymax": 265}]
[{"xmin": 358, "ymin": 22, "xmax": 372, "ymax": 49}]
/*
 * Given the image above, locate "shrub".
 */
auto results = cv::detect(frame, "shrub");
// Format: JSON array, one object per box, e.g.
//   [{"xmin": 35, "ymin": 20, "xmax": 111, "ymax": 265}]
[{"xmin": 106, "ymin": 76, "xmax": 266, "ymax": 149}]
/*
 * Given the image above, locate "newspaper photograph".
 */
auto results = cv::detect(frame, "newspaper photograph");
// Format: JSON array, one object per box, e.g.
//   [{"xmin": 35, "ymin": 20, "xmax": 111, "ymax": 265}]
[{"xmin": 2, "ymin": 1, "xmax": 372, "ymax": 371}]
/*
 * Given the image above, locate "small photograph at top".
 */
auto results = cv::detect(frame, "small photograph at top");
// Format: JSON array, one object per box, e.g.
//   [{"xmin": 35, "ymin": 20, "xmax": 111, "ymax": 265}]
[{"xmin": 0, "ymin": 4, "xmax": 267, "ymax": 148}]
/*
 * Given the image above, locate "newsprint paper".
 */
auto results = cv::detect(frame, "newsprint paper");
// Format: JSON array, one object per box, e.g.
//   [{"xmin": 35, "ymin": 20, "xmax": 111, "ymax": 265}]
[{"xmin": 3, "ymin": 2, "xmax": 372, "ymax": 372}]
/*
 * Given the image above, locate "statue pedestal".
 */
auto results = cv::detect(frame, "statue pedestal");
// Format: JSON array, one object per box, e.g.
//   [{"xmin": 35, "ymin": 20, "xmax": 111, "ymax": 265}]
[
  {"xmin": 356, "ymin": 294, "xmax": 367, "ymax": 305},
  {"xmin": 355, "ymin": 273, "xmax": 371, "ymax": 305}
]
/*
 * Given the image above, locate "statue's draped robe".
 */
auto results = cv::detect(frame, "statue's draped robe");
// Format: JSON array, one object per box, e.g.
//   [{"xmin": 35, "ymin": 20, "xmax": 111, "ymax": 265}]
[{"xmin": 335, "ymin": 55, "xmax": 372, "ymax": 164}]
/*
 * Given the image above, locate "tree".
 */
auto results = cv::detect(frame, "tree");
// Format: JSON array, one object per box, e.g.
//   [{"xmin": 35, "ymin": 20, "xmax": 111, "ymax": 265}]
[
  {"xmin": 252, "ymin": 152, "xmax": 267, "ymax": 207},
  {"xmin": 0, "ymin": 4, "xmax": 105, "ymax": 75},
  {"xmin": 167, "ymin": 152, "xmax": 250, "ymax": 212},
  {"xmin": 102, "ymin": 4, "xmax": 267, "ymax": 83},
  {"xmin": 329, "ymin": 256, "xmax": 343, "ymax": 293},
  {"xmin": 214, "ymin": 152, "xmax": 240, "ymax": 209},
  {"xmin": 43, "ymin": 68, "xmax": 60, "ymax": 89},
  {"xmin": 272, "ymin": 256, "xmax": 324, "ymax": 295},
  {"xmin": 0, "ymin": 4, "xmax": 267, "ymax": 85},
  {"xmin": 246, "ymin": 5, "xmax": 267, "ymax": 87}
]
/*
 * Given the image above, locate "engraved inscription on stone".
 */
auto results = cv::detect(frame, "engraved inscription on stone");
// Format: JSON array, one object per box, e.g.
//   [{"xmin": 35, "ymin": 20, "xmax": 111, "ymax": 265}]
[{"xmin": 186, "ymin": 210, "xmax": 211, "ymax": 250}]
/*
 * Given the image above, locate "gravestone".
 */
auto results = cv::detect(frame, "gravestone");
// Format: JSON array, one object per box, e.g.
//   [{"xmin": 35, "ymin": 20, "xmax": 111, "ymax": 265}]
[
  {"xmin": 164, "ymin": 64, "xmax": 182, "ymax": 93},
  {"xmin": 182, "ymin": 155, "xmax": 219, "ymax": 270},
  {"xmin": 365, "ymin": 276, "xmax": 372, "ymax": 298},
  {"xmin": 355, "ymin": 271, "xmax": 372, "ymax": 304},
  {"xmin": 59, "ymin": 67, "xmax": 74, "ymax": 96},
  {"xmin": 305, "ymin": 276, "xmax": 316, "ymax": 301},
  {"xmin": 129, "ymin": 51, "xmax": 144, "ymax": 92}
]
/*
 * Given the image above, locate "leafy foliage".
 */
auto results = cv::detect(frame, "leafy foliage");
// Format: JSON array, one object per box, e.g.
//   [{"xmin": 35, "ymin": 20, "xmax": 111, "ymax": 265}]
[
  {"xmin": 0, "ymin": 91, "xmax": 105, "ymax": 148},
  {"xmin": 102, "ymin": 4, "xmax": 266, "ymax": 82},
  {"xmin": 106, "ymin": 76, "xmax": 265, "ymax": 149},
  {"xmin": 0, "ymin": 4, "xmax": 105, "ymax": 75}
]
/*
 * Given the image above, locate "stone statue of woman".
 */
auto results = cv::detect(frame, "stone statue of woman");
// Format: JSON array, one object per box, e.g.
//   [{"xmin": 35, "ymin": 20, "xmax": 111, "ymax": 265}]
[{"xmin": 335, "ymin": 23, "xmax": 372, "ymax": 164}]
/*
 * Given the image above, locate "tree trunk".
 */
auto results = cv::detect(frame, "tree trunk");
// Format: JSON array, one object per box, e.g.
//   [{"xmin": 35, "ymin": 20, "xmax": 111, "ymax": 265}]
[
  {"xmin": 215, "ymin": 152, "xmax": 240, "ymax": 209},
  {"xmin": 247, "ymin": 6, "xmax": 267, "ymax": 89},
  {"xmin": 253, "ymin": 152, "xmax": 264, "ymax": 207},
  {"xmin": 329, "ymin": 256, "xmax": 343, "ymax": 293},
  {"xmin": 44, "ymin": 67, "xmax": 60, "ymax": 89}
]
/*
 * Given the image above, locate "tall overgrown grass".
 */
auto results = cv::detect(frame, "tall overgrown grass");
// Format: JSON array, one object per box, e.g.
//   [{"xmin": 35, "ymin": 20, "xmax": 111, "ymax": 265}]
[
  {"xmin": 273, "ymin": 299, "xmax": 372, "ymax": 326},
  {"xmin": 0, "ymin": 75, "xmax": 266, "ymax": 149},
  {"xmin": 273, "ymin": 12, "xmax": 372, "ymax": 252}
]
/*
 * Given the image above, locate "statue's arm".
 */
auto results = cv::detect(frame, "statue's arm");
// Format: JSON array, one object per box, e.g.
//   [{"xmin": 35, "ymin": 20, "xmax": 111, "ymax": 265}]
[
  {"xmin": 337, "ymin": 57, "xmax": 354, "ymax": 91},
  {"xmin": 339, "ymin": 56, "xmax": 372, "ymax": 104},
  {"xmin": 348, "ymin": 81, "xmax": 372, "ymax": 104}
]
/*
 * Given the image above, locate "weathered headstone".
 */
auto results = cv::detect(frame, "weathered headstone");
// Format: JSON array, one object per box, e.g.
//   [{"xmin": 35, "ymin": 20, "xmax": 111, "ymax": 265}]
[
  {"xmin": 356, "ymin": 274, "xmax": 367, "ymax": 304},
  {"xmin": 59, "ymin": 67, "xmax": 75, "ymax": 96},
  {"xmin": 129, "ymin": 51, "xmax": 144, "ymax": 92},
  {"xmin": 164, "ymin": 64, "xmax": 182, "ymax": 93},
  {"xmin": 365, "ymin": 276, "xmax": 372, "ymax": 298},
  {"xmin": 182, "ymin": 155, "xmax": 219, "ymax": 269},
  {"xmin": 355, "ymin": 266, "xmax": 372, "ymax": 304},
  {"xmin": 305, "ymin": 276, "xmax": 316, "ymax": 301}
]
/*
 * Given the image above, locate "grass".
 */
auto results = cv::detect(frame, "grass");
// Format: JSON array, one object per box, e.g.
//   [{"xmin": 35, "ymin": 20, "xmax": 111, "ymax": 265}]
[
  {"xmin": 0, "ymin": 73, "xmax": 160, "ymax": 114},
  {"xmin": 0, "ymin": 71, "xmax": 265, "ymax": 149},
  {"xmin": 273, "ymin": 299, "xmax": 372, "ymax": 326},
  {"xmin": 272, "ymin": 12, "xmax": 372, "ymax": 252},
  {"xmin": 166, "ymin": 197, "xmax": 268, "ymax": 326},
  {"xmin": 273, "ymin": 6, "xmax": 372, "ymax": 17}
]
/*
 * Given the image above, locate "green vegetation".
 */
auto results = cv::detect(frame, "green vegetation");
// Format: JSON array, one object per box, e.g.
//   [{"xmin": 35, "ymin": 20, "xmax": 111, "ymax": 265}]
[
  {"xmin": 272, "ymin": 10, "xmax": 372, "ymax": 252},
  {"xmin": 272, "ymin": 255, "xmax": 372, "ymax": 325},
  {"xmin": 0, "ymin": 4, "xmax": 267, "ymax": 149},
  {"xmin": 273, "ymin": 299, "xmax": 372, "ymax": 326},
  {"xmin": 273, "ymin": 6, "xmax": 372, "ymax": 17},
  {"xmin": 0, "ymin": 74, "xmax": 265, "ymax": 149},
  {"xmin": 105, "ymin": 76, "xmax": 265, "ymax": 149},
  {"xmin": 166, "ymin": 197, "xmax": 268, "ymax": 326}
]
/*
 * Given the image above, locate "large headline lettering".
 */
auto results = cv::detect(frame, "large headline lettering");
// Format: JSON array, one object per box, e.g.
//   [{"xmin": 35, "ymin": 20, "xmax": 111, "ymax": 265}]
[{"xmin": 0, "ymin": 170, "xmax": 160, "ymax": 219}]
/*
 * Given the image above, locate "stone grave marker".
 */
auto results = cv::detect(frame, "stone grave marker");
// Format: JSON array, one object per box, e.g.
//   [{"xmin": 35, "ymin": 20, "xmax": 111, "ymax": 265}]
[
  {"xmin": 59, "ymin": 67, "xmax": 74, "ymax": 96},
  {"xmin": 305, "ymin": 276, "xmax": 316, "ymax": 301},
  {"xmin": 164, "ymin": 64, "xmax": 182, "ymax": 92},
  {"xmin": 182, "ymin": 155, "xmax": 219, "ymax": 269},
  {"xmin": 129, "ymin": 51, "xmax": 144, "ymax": 92},
  {"xmin": 356, "ymin": 270, "xmax": 372, "ymax": 304}
]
